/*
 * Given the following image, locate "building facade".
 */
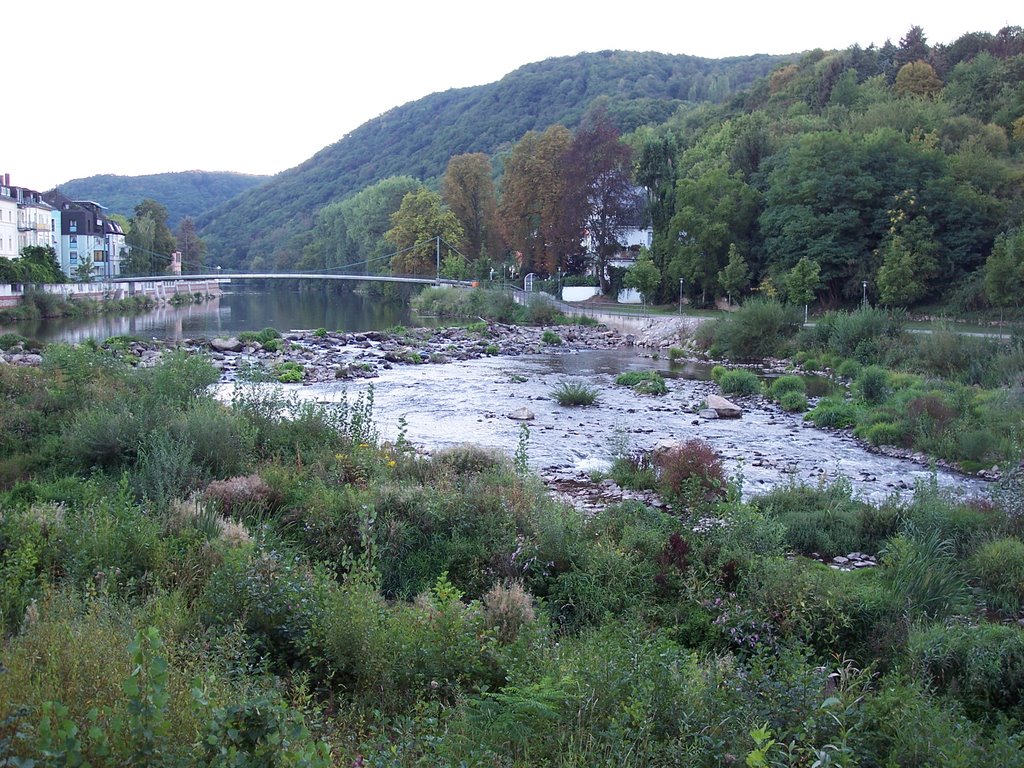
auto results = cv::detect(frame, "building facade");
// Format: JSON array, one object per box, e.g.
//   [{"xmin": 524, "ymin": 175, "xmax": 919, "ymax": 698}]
[
  {"xmin": 45, "ymin": 192, "xmax": 125, "ymax": 278},
  {"xmin": 0, "ymin": 175, "xmax": 17, "ymax": 260}
]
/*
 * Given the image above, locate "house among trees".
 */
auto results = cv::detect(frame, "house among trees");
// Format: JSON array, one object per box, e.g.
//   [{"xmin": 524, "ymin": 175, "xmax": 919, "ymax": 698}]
[
  {"xmin": 43, "ymin": 191, "xmax": 126, "ymax": 279},
  {"xmin": 0, "ymin": 174, "xmax": 59, "ymax": 262},
  {"xmin": 0, "ymin": 173, "xmax": 125, "ymax": 280}
]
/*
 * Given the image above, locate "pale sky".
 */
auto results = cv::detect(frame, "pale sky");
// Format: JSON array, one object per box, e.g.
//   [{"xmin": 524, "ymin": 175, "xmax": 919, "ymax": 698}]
[{"xmin": 4, "ymin": 0, "xmax": 1016, "ymax": 191}]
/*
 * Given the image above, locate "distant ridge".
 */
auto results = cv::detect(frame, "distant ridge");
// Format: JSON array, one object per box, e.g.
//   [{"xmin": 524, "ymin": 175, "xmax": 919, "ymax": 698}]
[
  {"xmin": 195, "ymin": 49, "xmax": 794, "ymax": 268},
  {"xmin": 56, "ymin": 170, "xmax": 270, "ymax": 229}
]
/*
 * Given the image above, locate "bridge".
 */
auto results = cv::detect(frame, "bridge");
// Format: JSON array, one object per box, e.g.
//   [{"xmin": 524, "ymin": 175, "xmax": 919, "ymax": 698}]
[{"xmin": 110, "ymin": 272, "xmax": 473, "ymax": 287}]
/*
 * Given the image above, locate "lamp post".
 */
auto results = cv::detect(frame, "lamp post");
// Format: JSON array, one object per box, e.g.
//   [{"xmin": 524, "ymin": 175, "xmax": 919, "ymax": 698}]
[
  {"xmin": 862, "ymin": 280, "xmax": 868, "ymax": 309},
  {"xmin": 678, "ymin": 278, "xmax": 684, "ymax": 315},
  {"xmin": 557, "ymin": 267, "xmax": 562, "ymax": 299}
]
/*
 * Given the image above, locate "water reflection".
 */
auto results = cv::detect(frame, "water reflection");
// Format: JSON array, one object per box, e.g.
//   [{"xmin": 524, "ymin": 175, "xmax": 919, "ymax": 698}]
[{"xmin": 3, "ymin": 287, "xmax": 416, "ymax": 344}]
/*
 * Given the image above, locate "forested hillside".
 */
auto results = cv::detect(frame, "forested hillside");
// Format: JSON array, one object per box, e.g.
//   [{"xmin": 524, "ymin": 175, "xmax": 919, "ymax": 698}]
[
  {"xmin": 197, "ymin": 50, "xmax": 792, "ymax": 268},
  {"xmin": 301, "ymin": 26, "xmax": 1024, "ymax": 312},
  {"xmin": 55, "ymin": 170, "xmax": 268, "ymax": 230}
]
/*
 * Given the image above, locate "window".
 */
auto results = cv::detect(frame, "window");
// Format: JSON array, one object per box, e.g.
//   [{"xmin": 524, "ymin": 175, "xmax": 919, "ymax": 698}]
[
  {"xmin": 69, "ymin": 235, "xmax": 77, "ymax": 245},
  {"xmin": 69, "ymin": 220, "xmax": 77, "ymax": 232},
  {"xmin": 70, "ymin": 251, "xmax": 78, "ymax": 263}
]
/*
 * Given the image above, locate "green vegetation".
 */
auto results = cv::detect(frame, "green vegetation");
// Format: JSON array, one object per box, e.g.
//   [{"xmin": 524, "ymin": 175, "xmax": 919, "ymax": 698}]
[
  {"xmin": 197, "ymin": 51, "xmax": 789, "ymax": 268},
  {"xmin": 57, "ymin": 170, "xmax": 268, "ymax": 229},
  {"xmin": 615, "ymin": 370, "xmax": 668, "ymax": 395},
  {"xmin": 0, "ymin": 291, "xmax": 156, "ymax": 324},
  {"xmin": 0, "ymin": 343, "xmax": 1023, "ymax": 764},
  {"xmin": 718, "ymin": 368, "xmax": 761, "ymax": 396},
  {"xmin": 541, "ymin": 330, "xmax": 562, "ymax": 345},
  {"xmin": 551, "ymin": 380, "xmax": 600, "ymax": 406},
  {"xmin": 272, "ymin": 361, "xmax": 304, "ymax": 383}
]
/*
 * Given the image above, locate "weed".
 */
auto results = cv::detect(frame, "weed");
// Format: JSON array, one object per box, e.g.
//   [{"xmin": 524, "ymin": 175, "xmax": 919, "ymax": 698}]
[{"xmin": 551, "ymin": 380, "xmax": 600, "ymax": 406}]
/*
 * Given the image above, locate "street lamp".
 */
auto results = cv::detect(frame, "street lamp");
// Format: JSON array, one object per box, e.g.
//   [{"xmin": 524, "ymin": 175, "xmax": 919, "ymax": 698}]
[
  {"xmin": 557, "ymin": 267, "xmax": 562, "ymax": 299},
  {"xmin": 862, "ymin": 280, "xmax": 868, "ymax": 309},
  {"xmin": 679, "ymin": 278, "xmax": 685, "ymax": 315}
]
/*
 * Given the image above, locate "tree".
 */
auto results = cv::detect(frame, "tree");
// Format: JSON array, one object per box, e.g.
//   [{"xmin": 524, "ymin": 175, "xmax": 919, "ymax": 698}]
[
  {"xmin": 0, "ymin": 245, "xmax": 66, "ymax": 283},
  {"xmin": 783, "ymin": 256, "xmax": 822, "ymax": 322},
  {"xmin": 717, "ymin": 244, "xmax": 750, "ymax": 306},
  {"xmin": 876, "ymin": 192, "xmax": 939, "ymax": 306},
  {"xmin": 124, "ymin": 199, "xmax": 176, "ymax": 275},
  {"xmin": 983, "ymin": 228, "xmax": 1024, "ymax": 308},
  {"xmin": 623, "ymin": 249, "xmax": 661, "ymax": 306},
  {"xmin": 670, "ymin": 167, "xmax": 760, "ymax": 305},
  {"xmin": 441, "ymin": 153, "xmax": 502, "ymax": 262},
  {"xmin": 385, "ymin": 189, "xmax": 465, "ymax": 276},
  {"xmin": 498, "ymin": 125, "xmax": 574, "ymax": 277},
  {"xmin": 75, "ymin": 255, "xmax": 94, "ymax": 283},
  {"xmin": 895, "ymin": 26, "xmax": 930, "ymax": 69},
  {"xmin": 176, "ymin": 217, "xmax": 207, "ymax": 273},
  {"xmin": 894, "ymin": 61, "xmax": 943, "ymax": 98},
  {"xmin": 562, "ymin": 107, "xmax": 643, "ymax": 294}
]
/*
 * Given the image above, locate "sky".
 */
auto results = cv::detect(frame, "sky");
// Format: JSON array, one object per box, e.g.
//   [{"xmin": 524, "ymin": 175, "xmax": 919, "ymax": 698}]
[{"xmin": 4, "ymin": 0, "xmax": 1016, "ymax": 191}]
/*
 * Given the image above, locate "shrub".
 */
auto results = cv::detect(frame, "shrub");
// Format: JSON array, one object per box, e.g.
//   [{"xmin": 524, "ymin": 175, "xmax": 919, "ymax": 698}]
[
  {"xmin": 484, "ymin": 343, "xmax": 499, "ymax": 355},
  {"xmin": 835, "ymin": 358, "xmax": 862, "ymax": 379},
  {"xmin": 711, "ymin": 298, "xmax": 801, "ymax": 360},
  {"xmin": 541, "ymin": 330, "xmax": 562, "ymax": 345},
  {"xmin": 552, "ymin": 380, "xmax": 599, "ymax": 406},
  {"xmin": 203, "ymin": 474, "xmax": 276, "ymax": 517},
  {"xmin": 272, "ymin": 361, "xmax": 304, "ymax": 383},
  {"xmin": 909, "ymin": 622, "xmax": 1024, "ymax": 718},
  {"xmin": 610, "ymin": 451, "xmax": 657, "ymax": 491},
  {"xmin": 0, "ymin": 332, "xmax": 28, "ymax": 351},
  {"xmin": 969, "ymin": 537, "xmax": 1024, "ymax": 614},
  {"xmin": 668, "ymin": 347, "xmax": 685, "ymax": 362},
  {"xmin": 710, "ymin": 365, "xmax": 727, "ymax": 383},
  {"xmin": 718, "ymin": 369, "xmax": 761, "ymax": 396},
  {"xmin": 806, "ymin": 397, "xmax": 862, "ymax": 429},
  {"xmin": 825, "ymin": 308, "xmax": 905, "ymax": 362},
  {"xmin": 778, "ymin": 391, "xmax": 808, "ymax": 412},
  {"xmin": 615, "ymin": 371, "xmax": 668, "ymax": 395},
  {"xmin": 862, "ymin": 421, "xmax": 906, "ymax": 447},
  {"xmin": 855, "ymin": 365, "xmax": 890, "ymax": 404},
  {"xmin": 430, "ymin": 444, "xmax": 508, "ymax": 475},
  {"xmin": 482, "ymin": 581, "xmax": 536, "ymax": 643},
  {"xmin": 653, "ymin": 439, "xmax": 726, "ymax": 504},
  {"xmin": 768, "ymin": 375, "xmax": 805, "ymax": 401},
  {"xmin": 313, "ymin": 327, "xmax": 327, "ymax": 338},
  {"xmin": 882, "ymin": 529, "xmax": 970, "ymax": 621}
]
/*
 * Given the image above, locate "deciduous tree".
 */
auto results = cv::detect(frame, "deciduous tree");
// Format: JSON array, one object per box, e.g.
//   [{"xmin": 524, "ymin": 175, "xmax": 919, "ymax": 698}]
[
  {"xmin": 983, "ymin": 228, "xmax": 1024, "ymax": 308},
  {"xmin": 562, "ymin": 106, "xmax": 643, "ymax": 294},
  {"xmin": 386, "ymin": 189, "xmax": 465, "ymax": 277},
  {"xmin": 499, "ymin": 125, "xmax": 574, "ymax": 277},
  {"xmin": 876, "ymin": 192, "xmax": 939, "ymax": 306},
  {"xmin": 783, "ymin": 256, "xmax": 822, "ymax": 322},
  {"xmin": 624, "ymin": 249, "xmax": 660, "ymax": 306},
  {"xmin": 124, "ymin": 199, "xmax": 176, "ymax": 275},
  {"xmin": 718, "ymin": 244, "xmax": 750, "ymax": 306},
  {"xmin": 441, "ymin": 153, "xmax": 501, "ymax": 263},
  {"xmin": 176, "ymin": 217, "xmax": 207, "ymax": 273}
]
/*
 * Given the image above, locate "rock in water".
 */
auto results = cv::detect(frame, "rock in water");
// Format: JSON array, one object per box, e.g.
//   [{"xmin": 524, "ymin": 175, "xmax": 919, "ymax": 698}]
[
  {"xmin": 706, "ymin": 394, "xmax": 742, "ymax": 418},
  {"xmin": 508, "ymin": 407, "xmax": 535, "ymax": 421},
  {"xmin": 210, "ymin": 337, "xmax": 243, "ymax": 353}
]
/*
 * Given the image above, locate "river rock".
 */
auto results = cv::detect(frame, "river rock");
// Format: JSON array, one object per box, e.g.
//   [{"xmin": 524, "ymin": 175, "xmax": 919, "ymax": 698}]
[
  {"xmin": 699, "ymin": 408, "xmax": 720, "ymax": 420},
  {"xmin": 210, "ymin": 337, "xmax": 243, "ymax": 353},
  {"xmin": 706, "ymin": 393, "xmax": 742, "ymax": 418},
  {"xmin": 508, "ymin": 407, "xmax": 535, "ymax": 421}
]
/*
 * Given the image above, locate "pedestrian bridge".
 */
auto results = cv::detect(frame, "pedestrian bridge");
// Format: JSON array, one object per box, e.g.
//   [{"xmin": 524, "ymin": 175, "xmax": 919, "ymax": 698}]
[{"xmin": 110, "ymin": 272, "xmax": 471, "ymax": 287}]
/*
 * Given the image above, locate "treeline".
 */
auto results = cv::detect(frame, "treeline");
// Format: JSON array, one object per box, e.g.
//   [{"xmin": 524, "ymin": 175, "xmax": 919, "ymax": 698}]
[
  {"xmin": 196, "ymin": 50, "xmax": 792, "ymax": 268},
  {"xmin": 55, "ymin": 171, "xmax": 268, "ymax": 230},
  {"xmin": 203, "ymin": 26, "xmax": 1024, "ymax": 312}
]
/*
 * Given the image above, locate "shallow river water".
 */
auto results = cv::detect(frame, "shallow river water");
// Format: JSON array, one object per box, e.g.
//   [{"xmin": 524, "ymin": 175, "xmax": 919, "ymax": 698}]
[{"xmin": 283, "ymin": 347, "xmax": 989, "ymax": 505}]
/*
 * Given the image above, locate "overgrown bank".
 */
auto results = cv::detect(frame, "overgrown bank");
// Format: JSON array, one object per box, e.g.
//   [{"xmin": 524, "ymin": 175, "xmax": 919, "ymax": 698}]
[{"xmin": 1, "ymin": 342, "xmax": 1023, "ymax": 765}]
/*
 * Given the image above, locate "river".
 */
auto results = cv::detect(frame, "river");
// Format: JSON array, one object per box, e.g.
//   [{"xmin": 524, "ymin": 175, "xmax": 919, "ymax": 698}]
[
  {"xmin": 10, "ymin": 286, "xmax": 990, "ymax": 504},
  {"xmin": 2, "ymin": 285, "xmax": 415, "ymax": 344}
]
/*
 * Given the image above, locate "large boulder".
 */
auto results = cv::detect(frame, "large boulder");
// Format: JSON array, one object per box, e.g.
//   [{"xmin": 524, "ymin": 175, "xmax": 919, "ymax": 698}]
[
  {"xmin": 210, "ymin": 337, "xmax": 243, "ymax": 353},
  {"xmin": 706, "ymin": 393, "xmax": 742, "ymax": 418}
]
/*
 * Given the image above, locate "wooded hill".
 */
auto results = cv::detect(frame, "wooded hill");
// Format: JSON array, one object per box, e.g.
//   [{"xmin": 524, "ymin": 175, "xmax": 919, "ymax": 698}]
[
  {"xmin": 55, "ymin": 170, "xmax": 269, "ymax": 230},
  {"xmin": 195, "ymin": 50, "xmax": 793, "ymax": 269}
]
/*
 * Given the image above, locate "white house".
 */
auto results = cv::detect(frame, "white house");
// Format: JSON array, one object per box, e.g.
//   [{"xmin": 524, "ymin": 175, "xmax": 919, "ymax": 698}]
[{"xmin": 0, "ymin": 175, "xmax": 17, "ymax": 261}]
